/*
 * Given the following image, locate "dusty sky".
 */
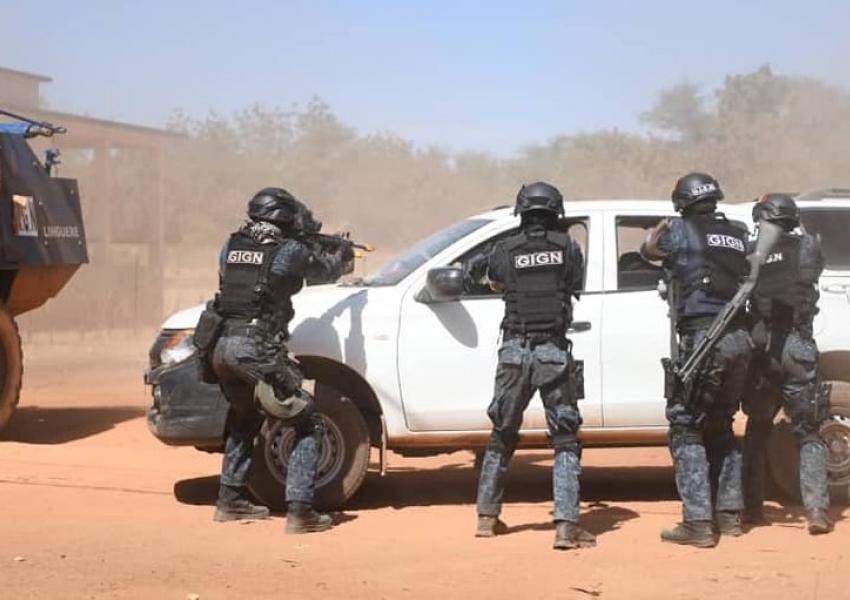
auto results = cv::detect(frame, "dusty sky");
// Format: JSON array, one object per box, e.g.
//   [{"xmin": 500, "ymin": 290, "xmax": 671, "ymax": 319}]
[{"xmin": 3, "ymin": 0, "xmax": 849, "ymax": 154}]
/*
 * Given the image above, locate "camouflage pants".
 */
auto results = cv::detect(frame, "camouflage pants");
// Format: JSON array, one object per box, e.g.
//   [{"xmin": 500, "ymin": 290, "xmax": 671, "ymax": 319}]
[
  {"xmin": 742, "ymin": 331, "xmax": 829, "ymax": 515},
  {"xmin": 667, "ymin": 326, "xmax": 752, "ymax": 522},
  {"xmin": 476, "ymin": 336, "xmax": 583, "ymax": 522},
  {"xmin": 212, "ymin": 327, "xmax": 323, "ymax": 505}
]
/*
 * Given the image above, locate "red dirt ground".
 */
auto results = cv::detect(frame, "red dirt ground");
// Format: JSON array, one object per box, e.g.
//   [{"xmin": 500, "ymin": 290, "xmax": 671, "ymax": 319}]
[{"xmin": 1, "ymin": 336, "xmax": 847, "ymax": 599}]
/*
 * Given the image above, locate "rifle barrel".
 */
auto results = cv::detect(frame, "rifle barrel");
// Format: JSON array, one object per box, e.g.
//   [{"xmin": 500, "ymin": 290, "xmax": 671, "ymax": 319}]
[{"xmin": 304, "ymin": 233, "xmax": 373, "ymax": 253}]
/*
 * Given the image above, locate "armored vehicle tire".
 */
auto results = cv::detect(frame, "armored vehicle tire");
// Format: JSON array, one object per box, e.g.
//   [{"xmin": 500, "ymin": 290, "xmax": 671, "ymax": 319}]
[
  {"xmin": 248, "ymin": 382, "xmax": 370, "ymax": 512},
  {"xmin": 0, "ymin": 307, "xmax": 23, "ymax": 433},
  {"xmin": 766, "ymin": 381, "xmax": 850, "ymax": 505}
]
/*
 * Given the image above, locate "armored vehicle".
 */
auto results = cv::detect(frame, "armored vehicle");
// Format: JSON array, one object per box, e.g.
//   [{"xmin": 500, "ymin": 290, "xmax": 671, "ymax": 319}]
[{"xmin": 0, "ymin": 111, "xmax": 88, "ymax": 432}]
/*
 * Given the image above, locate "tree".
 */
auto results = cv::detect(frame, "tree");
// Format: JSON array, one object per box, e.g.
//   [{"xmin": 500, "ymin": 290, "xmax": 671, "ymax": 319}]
[{"xmin": 640, "ymin": 83, "xmax": 714, "ymax": 143}]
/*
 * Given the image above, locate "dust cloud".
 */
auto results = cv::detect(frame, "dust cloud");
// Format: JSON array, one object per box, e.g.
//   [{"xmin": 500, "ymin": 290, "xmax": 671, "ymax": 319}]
[{"xmin": 17, "ymin": 64, "xmax": 850, "ymax": 340}]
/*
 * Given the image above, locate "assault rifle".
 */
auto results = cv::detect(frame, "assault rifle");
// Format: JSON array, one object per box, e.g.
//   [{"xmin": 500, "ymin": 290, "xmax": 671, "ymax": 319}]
[
  {"xmin": 674, "ymin": 219, "xmax": 782, "ymax": 384},
  {"xmin": 301, "ymin": 231, "xmax": 374, "ymax": 258}
]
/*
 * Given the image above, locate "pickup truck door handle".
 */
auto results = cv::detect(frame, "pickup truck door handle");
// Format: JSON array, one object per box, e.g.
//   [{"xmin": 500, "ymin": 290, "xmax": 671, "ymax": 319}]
[
  {"xmin": 568, "ymin": 321, "xmax": 592, "ymax": 333},
  {"xmin": 821, "ymin": 283, "xmax": 850, "ymax": 302}
]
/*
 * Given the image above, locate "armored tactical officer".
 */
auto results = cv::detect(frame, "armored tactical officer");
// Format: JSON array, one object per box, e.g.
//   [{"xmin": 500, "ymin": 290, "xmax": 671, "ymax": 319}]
[
  {"xmin": 742, "ymin": 194, "xmax": 833, "ymax": 534},
  {"xmin": 474, "ymin": 182, "xmax": 594, "ymax": 550},
  {"xmin": 641, "ymin": 172, "xmax": 752, "ymax": 548},
  {"xmin": 197, "ymin": 187, "xmax": 352, "ymax": 533}
]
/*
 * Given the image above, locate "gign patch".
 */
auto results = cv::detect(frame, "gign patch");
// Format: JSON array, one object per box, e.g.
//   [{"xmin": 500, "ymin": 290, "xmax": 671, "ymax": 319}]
[
  {"xmin": 706, "ymin": 234, "xmax": 745, "ymax": 253},
  {"xmin": 227, "ymin": 250, "xmax": 264, "ymax": 265},
  {"xmin": 514, "ymin": 250, "xmax": 564, "ymax": 269}
]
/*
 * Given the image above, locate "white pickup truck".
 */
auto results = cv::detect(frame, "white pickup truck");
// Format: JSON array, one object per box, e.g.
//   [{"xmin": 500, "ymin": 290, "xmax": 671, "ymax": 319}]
[{"xmin": 146, "ymin": 194, "xmax": 850, "ymax": 510}]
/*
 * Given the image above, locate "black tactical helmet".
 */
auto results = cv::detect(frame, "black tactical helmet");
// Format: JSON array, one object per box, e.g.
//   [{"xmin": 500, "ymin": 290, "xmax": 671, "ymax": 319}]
[
  {"xmin": 514, "ymin": 181, "xmax": 565, "ymax": 216},
  {"xmin": 671, "ymin": 172, "xmax": 724, "ymax": 213},
  {"xmin": 753, "ymin": 193, "xmax": 799, "ymax": 229},
  {"xmin": 247, "ymin": 187, "xmax": 321, "ymax": 233}
]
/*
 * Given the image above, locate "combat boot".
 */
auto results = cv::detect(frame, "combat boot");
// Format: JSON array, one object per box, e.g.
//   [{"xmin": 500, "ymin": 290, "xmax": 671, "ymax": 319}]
[
  {"xmin": 475, "ymin": 515, "xmax": 507, "ymax": 538},
  {"xmin": 213, "ymin": 485, "xmax": 270, "ymax": 522},
  {"xmin": 553, "ymin": 521, "xmax": 597, "ymax": 550},
  {"xmin": 285, "ymin": 501, "xmax": 333, "ymax": 534},
  {"xmin": 806, "ymin": 510, "xmax": 834, "ymax": 535},
  {"xmin": 660, "ymin": 521, "xmax": 716, "ymax": 548},
  {"xmin": 715, "ymin": 511, "xmax": 743, "ymax": 537}
]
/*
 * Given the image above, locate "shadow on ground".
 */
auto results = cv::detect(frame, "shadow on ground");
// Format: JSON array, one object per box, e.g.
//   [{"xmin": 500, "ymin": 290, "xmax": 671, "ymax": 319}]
[
  {"xmin": 1, "ymin": 406, "xmax": 144, "ymax": 444},
  {"xmin": 502, "ymin": 503, "xmax": 640, "ymax": 537},
  {"xmin": 350, "ymin": 452, "xmax": 679, "ymax": 510},
  {"xmin": 172, "ymin": 452, "xmax": 847, "ymax": 534},
  {"xmin": 746, "ymin": 503, "xmax": 848, "ymax": 530},
  {"xmin": 174, "ymin": 454, "xmax": 679, "ymax": 512},
  {"xmin": 173, "ymin": 475, "xmax": 359, "ymax": 525},
  {"xmin": 174, "ymin": 474, "xmax": 220, "ymax": 506}
]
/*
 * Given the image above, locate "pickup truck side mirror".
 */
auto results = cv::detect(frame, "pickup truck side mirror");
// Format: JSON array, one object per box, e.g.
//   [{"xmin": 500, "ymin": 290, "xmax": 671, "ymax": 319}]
[{"xmin": 415, "ymin": 267, "xmax": 465, "ymax": 303}]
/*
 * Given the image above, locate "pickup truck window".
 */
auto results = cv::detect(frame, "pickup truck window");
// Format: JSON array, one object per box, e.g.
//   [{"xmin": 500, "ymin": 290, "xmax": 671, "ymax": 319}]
[
  {"xmin": 456, "ymin": 219, "xmax": 588, "ymax": 297},
  {"xmin": 800, "ymin": 208, "xmax": 850, "ymax": 271},
  {"xmin": 363, "ymin": 218, "xmax": 491, "ymax": 286},
  {"xmin": 616, "ymin": 216, "xmax": 665, "ymax": 290}
]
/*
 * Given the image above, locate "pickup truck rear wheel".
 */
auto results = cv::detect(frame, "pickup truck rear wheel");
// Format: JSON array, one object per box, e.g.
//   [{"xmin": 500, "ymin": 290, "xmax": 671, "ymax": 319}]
[
  {"xmin": 248, "ymin": 382, "xmax": 370, "ymax": 511},
  {"xmin": 766, "ymin": 381, "xmax": 850, "ymax": 505},
  {"xmin": 0, "ymin": 307, "xmax": 23, "ymax": 434}
]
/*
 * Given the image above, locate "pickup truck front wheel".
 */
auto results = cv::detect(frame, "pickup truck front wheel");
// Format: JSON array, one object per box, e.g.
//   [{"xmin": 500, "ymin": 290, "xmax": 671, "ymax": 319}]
[
  {"xmin": 766, "ymin": 381, "xmax": 850, "ymax": 505},
  {"xmin": 248, "ymin": 382, "xmax": 370, "ymax": 511}
]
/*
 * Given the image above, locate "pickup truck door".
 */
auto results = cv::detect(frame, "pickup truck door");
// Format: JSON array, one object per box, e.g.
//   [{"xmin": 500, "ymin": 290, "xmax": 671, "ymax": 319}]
[
  {"xmin": 599, "ymin": 211, "xmax": 673, "ymax": 427},
  {"xmin": 397, "ymin": 213, "xmax": 603, "ymax": 432},
  {"xmin": 800, "ymin": 206, "xmax": 850, "ymax": 354}
]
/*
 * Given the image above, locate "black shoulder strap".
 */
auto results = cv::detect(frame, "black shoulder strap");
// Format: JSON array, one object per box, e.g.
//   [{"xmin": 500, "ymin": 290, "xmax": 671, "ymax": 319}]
[{"xmin": 256, "ymin": 239, "xmax": 282, "ymax": 295}]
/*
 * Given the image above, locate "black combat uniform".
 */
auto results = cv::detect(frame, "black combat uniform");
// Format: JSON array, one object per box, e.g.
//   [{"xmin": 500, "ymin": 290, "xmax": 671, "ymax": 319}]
[
  {"xmin": 475, "ymin": 182, "xmax": 594, "ymax": 550},
  {"xmin": 742, "ymin": 194, "xmax": 833, "ymax": 534},
  {"xmin": 205, "ymin": 188, "xmax": 350, "ymax": 533},
  {"xmin": 642, "ymin": 172, "xmax": 752, "ymax": 547}
]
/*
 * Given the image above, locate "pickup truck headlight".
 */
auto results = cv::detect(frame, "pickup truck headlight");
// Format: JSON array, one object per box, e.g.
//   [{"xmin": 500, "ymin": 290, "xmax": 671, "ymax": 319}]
[{"xmin": 159, "ymin": 329, "xmax": 197, "ymax": 367}]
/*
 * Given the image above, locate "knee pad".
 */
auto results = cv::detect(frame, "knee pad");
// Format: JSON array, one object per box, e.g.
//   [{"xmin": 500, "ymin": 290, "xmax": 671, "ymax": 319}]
[
  {"xmin": 486, "ymin": 430, "xmax": 518, "ymax": 457},
  {"xmin": 288, "ymin": 396, "xmax": 323, "ymax": 436},
  {"xmin": 668, "ymin": 424, "xmax": 702, "ymax": 451},
  {"xmin": 789, "ymin": 382, "xmax": 830, "ymax": 432},
  {"xmin": 548, "ymin": 403, "xmax": 581, "ymax": 433},
  {"xmin": 551, "ymin": 433, "xmax": 581, "ymax": 457},
  {"xmin": 799, "ymin": 431, "xmax": 824, "ymax": 447}
]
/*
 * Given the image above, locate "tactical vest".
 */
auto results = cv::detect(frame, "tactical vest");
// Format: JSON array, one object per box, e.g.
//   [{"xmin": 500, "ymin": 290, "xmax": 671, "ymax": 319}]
[
  {"xmin": 673, "ymin": 214, "xmax": 749, "ymax": 320},
  {"xmin": 215, "ymin": 232, "xmax": 284, "ymax": 322},
  {"xmin": 501, "ymin": 230, "xmax": 573, "ymax": 336},
  {"xmin": 753, "ymin": 232, "xmax": 818, "ymax": 327}
]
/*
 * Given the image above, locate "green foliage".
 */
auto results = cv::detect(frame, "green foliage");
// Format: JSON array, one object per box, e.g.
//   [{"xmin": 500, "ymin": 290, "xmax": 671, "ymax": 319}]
[{"xmin": 640, "ymin": 82, "xmax": 714, "ymax": 143}]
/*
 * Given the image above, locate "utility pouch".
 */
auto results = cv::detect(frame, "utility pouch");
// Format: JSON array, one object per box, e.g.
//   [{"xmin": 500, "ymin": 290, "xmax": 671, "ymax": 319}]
[
  {"xmin": 570, "ymin": 358, "xmax": 585, "ymax": 400},
  {"xmin": 274, "ymin": 351, "xmax": 304, "ymax": 397},
  {"xmin": 194, "ymin": 304, "xmax": 224, "ymax": 353},
  {"xmin": 662, "ymin": 357, "xmax": 677, "ymax": 400},
  {"xmin": 193, "ymin": 303, "xmax": 224, "ymax": 384}
]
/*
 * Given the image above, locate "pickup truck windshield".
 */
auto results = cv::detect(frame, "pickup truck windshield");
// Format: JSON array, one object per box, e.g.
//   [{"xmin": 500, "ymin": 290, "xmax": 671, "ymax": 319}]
[
  {"xmin": 800, "ymin": 209, "xmax": 850, "ymax": 271},
  {"xmin": 363, "ymin": 218, "xmax": 491, "ymax": 286}
]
